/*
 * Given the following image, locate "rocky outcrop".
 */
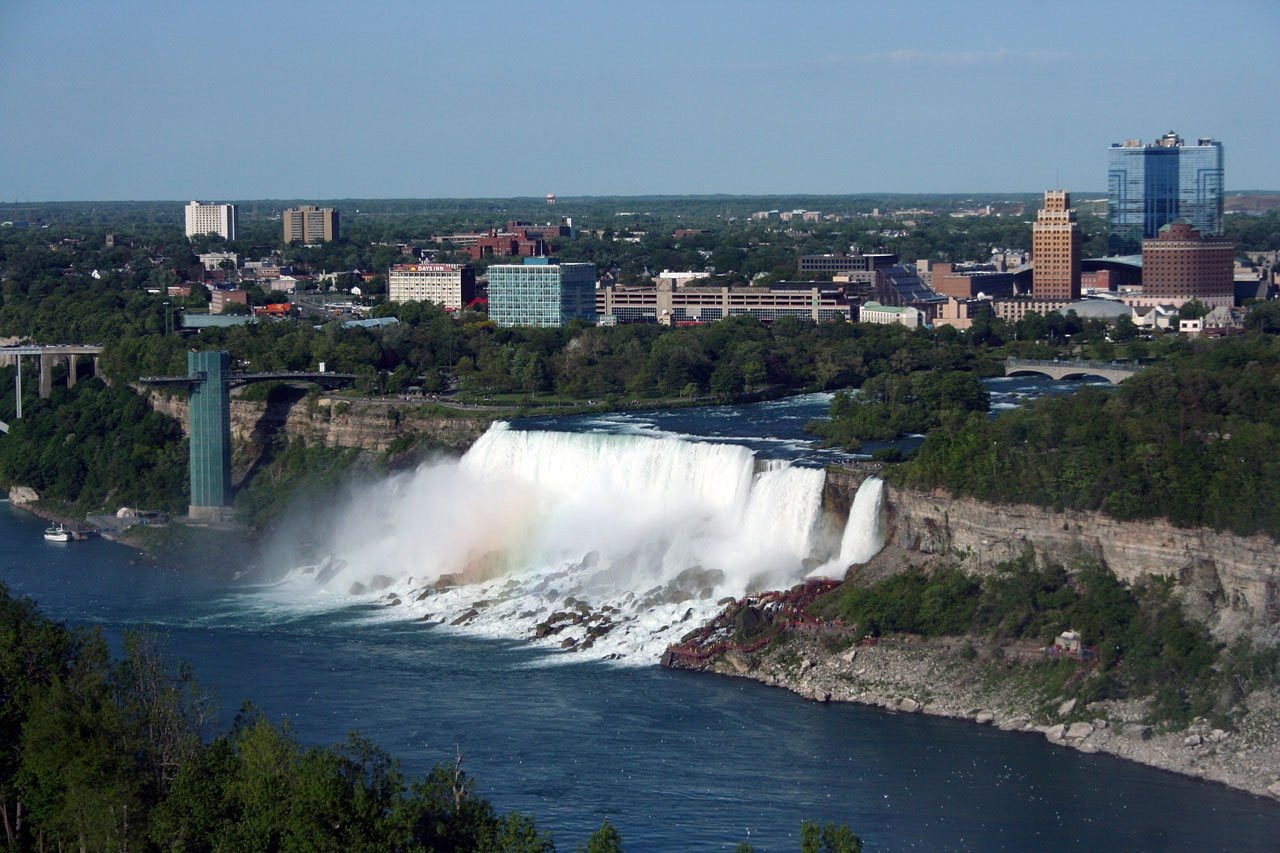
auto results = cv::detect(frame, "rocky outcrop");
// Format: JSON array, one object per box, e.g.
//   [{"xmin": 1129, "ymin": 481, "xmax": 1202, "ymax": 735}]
[
  {"xmin": 8, "ymin": 486, "xmax": 38, "ymax": 505},
  {"xmin": 146, "ymin": 390, "xmax": 488, "ymax": 455},
  {"xmin": 877, "ymin": 486, "xmax": 1280, "ymax": 643}
]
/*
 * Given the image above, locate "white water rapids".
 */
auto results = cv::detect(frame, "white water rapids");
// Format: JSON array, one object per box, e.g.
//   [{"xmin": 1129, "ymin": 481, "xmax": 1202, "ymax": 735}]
[{"xmin": 271, "ymin": 423, "xmax": 886, "ymax": 663}]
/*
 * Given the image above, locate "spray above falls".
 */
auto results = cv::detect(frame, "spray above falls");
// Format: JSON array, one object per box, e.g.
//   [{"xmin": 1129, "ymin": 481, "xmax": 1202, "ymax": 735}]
[{"xmin": 276, "ymin": 423, "xmax": 888, "ymax": 662}]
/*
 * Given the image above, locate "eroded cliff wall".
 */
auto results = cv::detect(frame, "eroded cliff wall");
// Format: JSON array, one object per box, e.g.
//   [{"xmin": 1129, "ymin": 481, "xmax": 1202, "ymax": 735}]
[
  {"xmin": 146, "ymin": 391, "xmax": 488, "ymax": 455},
  {"xmin": 882, "ymin": 485, "xmax": 1279, "ymax": 643}
]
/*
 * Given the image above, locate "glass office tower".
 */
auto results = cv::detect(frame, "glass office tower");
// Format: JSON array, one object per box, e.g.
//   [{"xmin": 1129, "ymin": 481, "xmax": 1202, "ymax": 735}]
[
  {"xmin": 488, "ymin": 258, "xmax": 598, "ymax": 327},
  {"xmin": 1107, "ymin": 132, "xmax": 1223, "ymax": 255}
]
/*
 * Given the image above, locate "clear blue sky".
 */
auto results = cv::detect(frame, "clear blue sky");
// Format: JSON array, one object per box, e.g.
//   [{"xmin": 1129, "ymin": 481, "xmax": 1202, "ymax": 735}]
[{"xmin": 1, "ymin": 0, "xmax": 1276, "ymax": 200}]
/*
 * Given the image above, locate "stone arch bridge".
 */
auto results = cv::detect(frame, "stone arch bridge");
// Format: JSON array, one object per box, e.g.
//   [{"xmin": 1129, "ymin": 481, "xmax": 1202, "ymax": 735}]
[{"xmin": 1004, "ymin": 358, "xmax": 1142, "ymax": 385}]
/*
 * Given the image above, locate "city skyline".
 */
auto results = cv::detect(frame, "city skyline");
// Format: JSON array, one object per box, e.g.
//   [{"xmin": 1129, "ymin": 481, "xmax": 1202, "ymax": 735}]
[{"xmin": 1, "ymin": 0, "xmax": 1277, "ymax": 201}]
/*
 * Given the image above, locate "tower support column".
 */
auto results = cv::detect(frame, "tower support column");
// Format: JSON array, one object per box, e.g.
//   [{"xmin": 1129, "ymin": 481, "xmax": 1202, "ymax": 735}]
[{"xmin": 186, "ymin": 350, "xmax": 233, "ymax": 521}]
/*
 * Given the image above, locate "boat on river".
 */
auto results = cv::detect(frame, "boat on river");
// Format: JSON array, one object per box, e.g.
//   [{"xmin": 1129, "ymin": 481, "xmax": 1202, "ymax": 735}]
[{"xmin": 43, "ymin": 523, "xmax": 71, "ymax": 542}]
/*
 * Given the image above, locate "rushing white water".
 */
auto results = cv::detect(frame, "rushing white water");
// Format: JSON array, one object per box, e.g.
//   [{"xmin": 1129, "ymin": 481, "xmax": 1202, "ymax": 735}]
[
  {"xmin": 268, "ymin": 423, "xmax": 885, "ymax": 663},
  {"xmin": 836, "ymin": 477, "xmax": 886, "ymax": 566}
]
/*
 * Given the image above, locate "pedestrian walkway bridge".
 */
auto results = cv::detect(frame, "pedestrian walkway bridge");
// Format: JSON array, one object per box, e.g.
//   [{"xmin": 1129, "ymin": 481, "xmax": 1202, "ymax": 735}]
[
  {"xmin": 1003, "ymin": 358, "xmax": 1142, "ymax": 385},
  {"xmin": 139, "ymin": 352, "xmax": 354, "ymax": 520}
]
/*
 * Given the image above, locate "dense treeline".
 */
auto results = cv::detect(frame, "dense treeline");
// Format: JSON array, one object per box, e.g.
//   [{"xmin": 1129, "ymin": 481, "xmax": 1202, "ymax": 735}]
[
  {"xmin": 900, "ymin": 334, "xmax": 1280, "ymax": 539},
  {"xmin": 1223, "ymin": 210, "xmax": 1280, "ymax": 252},
  {"xmin": 0, "ymin": 377, "xmax": 186, "ymax": 512},
  {"xmin": 0, "ymin": 584, "xmax": 861, "ymax": 851},
  {"xmin": 104, "ymin": 304, "xmax": 992, "ymax": 402},
  {"xmin": 809, "ymin": 556, "xmax": 1279, "ymax": 727},
  {"xmin": 0, "ymin": 583, "xmax": 556, "ymax": 851}
]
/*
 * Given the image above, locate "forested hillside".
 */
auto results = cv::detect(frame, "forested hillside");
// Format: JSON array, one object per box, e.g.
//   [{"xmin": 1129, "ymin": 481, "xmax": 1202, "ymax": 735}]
[
  {"xmin": 901, "ymin": 334, "xmax": 1280, "ymax": 539},
  {"xmin": 0, "ymin": 377, "xmax": 186, "ymax": 512}
]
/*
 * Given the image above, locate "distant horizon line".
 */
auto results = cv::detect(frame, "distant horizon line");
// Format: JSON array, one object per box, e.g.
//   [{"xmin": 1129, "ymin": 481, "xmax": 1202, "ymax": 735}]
[{"xmin": 3, "ymin": 189, "xmax": 1278, "ymax": 207}]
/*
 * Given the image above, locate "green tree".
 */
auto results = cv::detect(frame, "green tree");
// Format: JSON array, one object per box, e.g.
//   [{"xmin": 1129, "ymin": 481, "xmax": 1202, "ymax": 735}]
[
  {"xmin": 19, "ymin": 634, "xmax": 147, "ymax": 852},
  {"xmin": 1178, "ymin": 299, "xmax": 1210, "ymax": 321},
  {"xmin": 801, "ymin": 820, "xmax": 863, "ymax": 853},
  {"xmin": 0, "ymin": 586, "xmax": 81, "ymax": 846},
  {"xmin": 1244, "ymin": 300, "xmax": 1280, "ymax": 334},
  {"xmin": 581, "ymin": 818, "xmax": 623, "ymax": 853}
]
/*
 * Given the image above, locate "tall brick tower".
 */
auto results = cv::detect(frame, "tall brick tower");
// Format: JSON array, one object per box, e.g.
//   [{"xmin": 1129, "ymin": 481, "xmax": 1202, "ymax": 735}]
[{"xmin": 1032, "ymin": 190, "xmax": 1082, "ymax": 300}]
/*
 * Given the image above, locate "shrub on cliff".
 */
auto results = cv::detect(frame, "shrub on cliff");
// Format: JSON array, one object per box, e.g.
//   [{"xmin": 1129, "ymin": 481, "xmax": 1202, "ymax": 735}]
[
  {"xmin": 810, "ymin": 566, "xmax": 978, "ymax": 637},
  {"xmin": 812, "ymin": 555, "xmax": 1234, "ymax": 728}
]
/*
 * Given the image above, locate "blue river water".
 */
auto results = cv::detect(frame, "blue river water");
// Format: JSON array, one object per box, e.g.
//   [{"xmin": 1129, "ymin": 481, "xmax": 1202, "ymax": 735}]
[
  {"xmin": 3, "ymin": 381, "xmax": 1279, "ymax": 851},
  {"xmin": 515, "ymin": 375, "xmax": 1110, "ymax": 465}
]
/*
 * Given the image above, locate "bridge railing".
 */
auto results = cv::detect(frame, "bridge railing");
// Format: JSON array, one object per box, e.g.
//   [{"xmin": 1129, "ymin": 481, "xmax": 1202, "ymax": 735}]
[{"xmin": 1004, "ymin": 358, "xmax": 1140, "ymax": 375}]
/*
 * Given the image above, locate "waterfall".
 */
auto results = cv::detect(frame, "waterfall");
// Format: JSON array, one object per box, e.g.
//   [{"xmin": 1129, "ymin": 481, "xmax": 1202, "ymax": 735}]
[
  {"xmin": 461, "ymin": 422, "xmax": 756, "ymax": 513},
  {"xmin": 272, "ymin": 423, "xmax": 841, "ymax": 662},
  {"xmin": 836, "ymin": 477, "xmax": 886, "ymax": 566}
]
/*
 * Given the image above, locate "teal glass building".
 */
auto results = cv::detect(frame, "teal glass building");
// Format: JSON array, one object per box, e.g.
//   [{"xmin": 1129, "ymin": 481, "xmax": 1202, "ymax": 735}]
[
  {"xmin": 1107, "ymin": 132, "xmax": 1223, "ymax": 255},
  {"xmin": 187, "ymin": 349, "xmax": 232, "ymax": 518},
  {"xmin": 487, "ymin": 258, "xmax": 598, "ymax": 327}
]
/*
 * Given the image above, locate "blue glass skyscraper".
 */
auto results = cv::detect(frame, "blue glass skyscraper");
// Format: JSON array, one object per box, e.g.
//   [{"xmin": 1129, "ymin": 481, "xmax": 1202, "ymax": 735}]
[{"xmin": 1106, "ymin": 131, "xmax": 1223, "ymax": 255}]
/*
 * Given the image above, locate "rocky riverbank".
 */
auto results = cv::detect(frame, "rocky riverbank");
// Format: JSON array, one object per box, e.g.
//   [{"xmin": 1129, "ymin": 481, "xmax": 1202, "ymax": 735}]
[{"xmin": 678, "ymin": 628, "xmax": 1280, "ymax": 803}]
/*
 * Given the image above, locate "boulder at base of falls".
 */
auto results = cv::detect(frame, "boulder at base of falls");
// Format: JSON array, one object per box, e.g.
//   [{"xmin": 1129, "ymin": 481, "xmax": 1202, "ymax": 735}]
[
  {"xmin": 450, "ymin": 608, "xmax": 479, "ymax": 627},
  {"xmin": 670, "ymin": 566, "xmax": 726, "ymax": 600},
  {"xmin": 733, "ymin": 606, "xmax": 765, "ymax": 637}
]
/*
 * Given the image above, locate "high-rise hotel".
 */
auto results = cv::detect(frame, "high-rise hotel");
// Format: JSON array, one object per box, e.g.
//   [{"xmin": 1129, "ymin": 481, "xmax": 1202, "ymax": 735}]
[
  {"xmin": 1106, "ymin": 131, "xmax": 1223, "ymax": 254},
  {"xmin": 1031, "ymin": 190, "xmax": 1081, "ymax": 301},
  {"xmin": 387, "ymin": 263, "xmax": 477, "ymax": 311},
  {"xmin": 184, "ymin": 200, "xmax": 238, "ymax": 241}
]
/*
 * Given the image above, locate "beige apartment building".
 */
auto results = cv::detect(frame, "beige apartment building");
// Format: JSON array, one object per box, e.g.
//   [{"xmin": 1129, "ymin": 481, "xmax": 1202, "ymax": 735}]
[{"xmin": 283, "ymin": 205, "xmax": 339, "ymax": 243}]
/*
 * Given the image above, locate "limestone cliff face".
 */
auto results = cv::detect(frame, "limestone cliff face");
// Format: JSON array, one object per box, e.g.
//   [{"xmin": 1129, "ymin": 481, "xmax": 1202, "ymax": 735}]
[
  {"xmin": 820, "ymin": 464, "xmax": 879, "ymax": 517},
  {"xmin": 145, "ymin": 391, "xmax": 488, "ymax": 455},
  {"xmin": 882, "ymin": 485, "xmax": 1280, "ymax": 643}
]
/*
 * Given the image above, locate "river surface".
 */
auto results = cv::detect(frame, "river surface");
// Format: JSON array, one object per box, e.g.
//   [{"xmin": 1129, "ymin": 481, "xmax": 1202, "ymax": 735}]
[
  {"xmin": 516, "ymin": 374, "xmax": 1112, "ymax": 465},
  {"xmin": 4, "ymin": 379, "xmax": 1279, "ymax": 851}
]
